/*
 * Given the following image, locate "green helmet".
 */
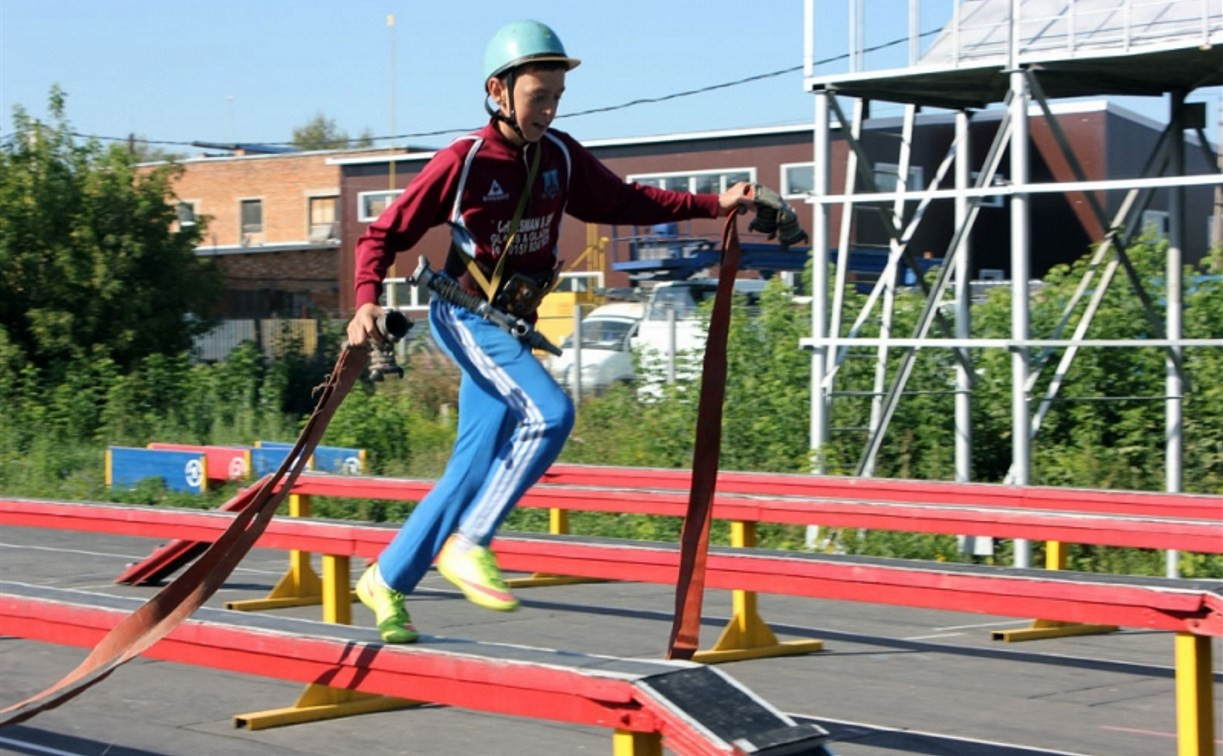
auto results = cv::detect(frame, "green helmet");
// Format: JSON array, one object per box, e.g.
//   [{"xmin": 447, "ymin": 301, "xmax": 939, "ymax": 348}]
[{"xmin": 482, "ymin": 20, "xmax": 581, "ymax": 83}]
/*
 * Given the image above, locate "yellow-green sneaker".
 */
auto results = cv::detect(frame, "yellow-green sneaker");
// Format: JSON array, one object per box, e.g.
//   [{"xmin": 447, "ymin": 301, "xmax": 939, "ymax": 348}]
[
  {"xmin": 356, "ymin": 564, "xmax": 418, "ymax": 643},
  {"xmin": 436, "ymin": 535, "xmax": 519, "ymax": 612}
]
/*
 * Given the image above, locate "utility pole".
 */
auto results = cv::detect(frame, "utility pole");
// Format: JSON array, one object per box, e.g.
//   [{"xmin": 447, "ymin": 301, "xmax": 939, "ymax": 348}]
[
  {"xmin": 387, "ymin": 12, "xmax": 398, "ymax": 280},
  {"xmin": 388, "ymin": 12, "xmax": 397, "ymax": 190},
  {"xmin": 1213, "ymin": 95, "xmax": 1223, "ymax": 255}
]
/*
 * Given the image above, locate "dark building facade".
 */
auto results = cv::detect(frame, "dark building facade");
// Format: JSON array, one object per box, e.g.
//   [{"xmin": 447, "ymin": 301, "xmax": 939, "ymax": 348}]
[{"xmin": 322, "ymin": 100, "xmax": 1215, "ymax": 313}]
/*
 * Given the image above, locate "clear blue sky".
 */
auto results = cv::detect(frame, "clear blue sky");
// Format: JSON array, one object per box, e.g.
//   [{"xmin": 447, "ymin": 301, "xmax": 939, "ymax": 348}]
[{"xmin": 2, "ymin": 1, "xmax": 1218, "ymax": 151}]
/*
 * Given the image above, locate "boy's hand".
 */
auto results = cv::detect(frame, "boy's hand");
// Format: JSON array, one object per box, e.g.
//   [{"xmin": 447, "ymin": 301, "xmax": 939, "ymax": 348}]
[
  {"xmin": 346, "ymin": 303, "xmax": 386, "ymax": 347},
  {"xmin": 717, "ymin": 181, "xmax": 755, "ymax": 216}
]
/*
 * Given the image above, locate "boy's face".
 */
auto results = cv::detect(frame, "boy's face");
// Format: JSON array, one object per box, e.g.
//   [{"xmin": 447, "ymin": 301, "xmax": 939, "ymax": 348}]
[{"xmin": 490, "ymin": 66, "xmax": 566, "ymax": 144}]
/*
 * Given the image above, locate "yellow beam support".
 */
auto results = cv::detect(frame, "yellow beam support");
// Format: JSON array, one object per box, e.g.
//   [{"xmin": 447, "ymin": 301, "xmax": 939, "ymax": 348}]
[
  {"xmin": 235, "ymin": 683, "xmax": 420, "ymax": 730},
  {"xmin": 550, "ymin": 507, "xmax": 569, "ymax": 534},
  {"xmin": 991, "ymin": 540, "xmax": 1117, "ymax": 642},
  {"xmin": 227, "ymin": 494, "xmax": 323, "ymax": 611},
  {"xmin": 234, "ymin": 535, "xmax": 417, "ymax": 728},
  {"xmin": 1175, "ymin": 632, "xmax": 1216, "ymax": 756},
  {"xmin": 612, "ymin": 729, "xmax": 663, "ymax": 756},
  {"xmin": 321, "ymin": 554, "xmax": 351, "ymax": 626},
  {"xmin": 505, "ymin": 574, "xmax": 606, "ymax": 587},
  {"xmin": 693, "ymin": 521, "xmax": 823, "ymax": 664},
  {"xmin": 1046, "ymin": 539, "xmax": 1068, "ymax": 570},
  {"xmin": 507, "ymin": 505, "xmax": 607, "ymax": 589},
  {"xmin": 991, "ymin": 618, "xmax": 1119, "ymax": 642}
]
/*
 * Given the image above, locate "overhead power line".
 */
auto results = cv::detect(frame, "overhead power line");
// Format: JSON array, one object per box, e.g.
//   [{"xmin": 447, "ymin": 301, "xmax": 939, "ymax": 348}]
[{"xmin": 59, "ymin": 30, "xmax": 942, "ymax": 150}]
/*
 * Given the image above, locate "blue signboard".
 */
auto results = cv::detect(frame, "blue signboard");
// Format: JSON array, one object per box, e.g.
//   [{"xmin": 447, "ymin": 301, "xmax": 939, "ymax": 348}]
[{"xmin": 107, "ymin": 447, "xmax": 208, "ymax": 494}]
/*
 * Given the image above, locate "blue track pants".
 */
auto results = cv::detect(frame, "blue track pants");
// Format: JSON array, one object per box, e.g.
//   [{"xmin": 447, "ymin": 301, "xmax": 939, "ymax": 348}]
[{"xmin": 376, "ymin": 298, "xmax": 575, "ymax": 594}]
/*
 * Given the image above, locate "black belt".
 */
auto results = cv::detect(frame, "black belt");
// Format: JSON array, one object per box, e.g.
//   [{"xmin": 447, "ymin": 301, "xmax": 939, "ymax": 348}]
[{"xmin": 413, "ymin": 256, "xmax": 561, "ymax": 356}]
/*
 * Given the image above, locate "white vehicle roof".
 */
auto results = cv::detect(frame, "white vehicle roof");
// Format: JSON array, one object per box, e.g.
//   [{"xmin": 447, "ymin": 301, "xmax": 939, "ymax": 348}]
[{"xmin": 585, "ymin": 302, "xmax": 646, "ymax": 320}]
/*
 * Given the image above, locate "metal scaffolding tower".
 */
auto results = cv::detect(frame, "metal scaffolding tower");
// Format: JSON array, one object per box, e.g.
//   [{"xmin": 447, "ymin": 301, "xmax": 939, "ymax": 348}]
[{"xmin": 800, "ymin": 0, "xmax": 1223, "ymax": 573}]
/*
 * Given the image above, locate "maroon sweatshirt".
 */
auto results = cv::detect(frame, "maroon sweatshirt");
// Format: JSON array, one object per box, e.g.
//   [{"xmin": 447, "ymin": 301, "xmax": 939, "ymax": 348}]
[{"xmin": 354, "ymin": 121, "xmax": 721, "ymax": 308}]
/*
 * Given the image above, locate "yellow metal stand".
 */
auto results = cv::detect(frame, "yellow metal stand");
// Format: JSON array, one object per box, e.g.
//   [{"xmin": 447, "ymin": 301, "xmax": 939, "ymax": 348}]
[
  {"xmin": 1174, "ymin": 632, "xmax": 1216, "ymax": 756},
  {"xmin": 991, "ymin": 617, "xmax": 1120, "ymax": 642},
  {"xmin": 235, "ymin": 683, "xmax": 420, "ymax": 730},
  {"xmin": 693, "ymin": 522, "xmax": 824, "ymax": 664},
  {"xmin": 224, "ymin": 496, "xmax": 599, "ymax": 603},
  {"xmin": 506, "ymin": 508, "xmax": 608, "ymax": 589},
  {"xmin": 613, "ymin": 729, "xmax": 663, "ymax": 756},
  {"xmin": 991, "ymin": 541, "xmax": 1117, "ymax": 642},
  {"xmin": 227, "ymin": 494, "xmax": 325, "ymax": 611},
  {"xmin": 234, "ymin": 553, "xmax": 419, "ymax": 727}
]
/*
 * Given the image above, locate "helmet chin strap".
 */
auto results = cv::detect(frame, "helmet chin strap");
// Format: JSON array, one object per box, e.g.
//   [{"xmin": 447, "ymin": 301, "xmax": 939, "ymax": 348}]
[{"xmin": 485, "ymin": 70, "xmax": 528, "ymax": 143}]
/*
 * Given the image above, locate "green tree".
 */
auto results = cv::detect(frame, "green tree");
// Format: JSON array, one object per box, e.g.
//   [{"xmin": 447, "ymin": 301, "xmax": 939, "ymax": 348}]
[
  {"xmin": 962, "ymin": 237, "xmax": 1222, "ymax": 491},
  {"xmin": 291, "ymin": 113, "xmax": 374, "ymax": 151},
  {"xmin": 126, "ymin": 134, "xmax": 185, "ymax": 164},
  {"xmin": 0, "ymin": 86, "xmax": 224, "ymax": 379}
]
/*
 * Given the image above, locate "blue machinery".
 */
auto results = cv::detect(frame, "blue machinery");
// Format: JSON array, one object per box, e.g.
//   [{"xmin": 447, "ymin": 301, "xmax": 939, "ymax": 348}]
[{"xmin": 610, "ymin": 224, "xmax": 941, "ymax": 291}]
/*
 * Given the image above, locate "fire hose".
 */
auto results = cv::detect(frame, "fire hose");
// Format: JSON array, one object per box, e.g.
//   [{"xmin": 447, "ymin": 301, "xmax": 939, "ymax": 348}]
[
  {"xmin": 666, "ymin": 183, "xmax": 806, "ymax": 659},
  {"xmin": 0, "ymin": 178, "xmax": 802, "ymax": 712},
  {"xmin": 0, "ymin": 311, "xmax": 409, "ymax": 728}
]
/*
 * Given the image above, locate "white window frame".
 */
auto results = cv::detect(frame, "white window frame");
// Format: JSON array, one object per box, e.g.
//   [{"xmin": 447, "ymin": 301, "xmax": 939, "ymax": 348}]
[
  {"xmin": 781, "ymin": 162, "xmax": 927, "ymax": 199},
  {"xmin": 780, "ymin": 162, "xmax": 815, "ymax": 199},
  {"xmin": 358, "ymin": 190, "xmax": 400, "ymax": 222},
  {"xmin": 971, "ymin": 171, "xmax": 1006, "ymax": 208},
  {"xmin": 627, "ymin": 167, "xmax": 756, "ymax": 196},
  {"xmin": 1141, "ymin": 209, "xmax": 1169, "ymax": 239},
  {"xmin": 555, "ymin": 270, "xmax": 605, "ymax": 293},
  {"xmin": 306, "ymin": 194, "xmax": 339, "ymax": 242},
  {"xmin": 176, "ymin": 200, "xmax": 199, "ymax": 227},
  {"xmin": 238, "ymin": 197, "xmax": 263, "ymax": 234},
  {"xmin": 872, "ymin": 163, "xmax": 924, "ymax": 193}
]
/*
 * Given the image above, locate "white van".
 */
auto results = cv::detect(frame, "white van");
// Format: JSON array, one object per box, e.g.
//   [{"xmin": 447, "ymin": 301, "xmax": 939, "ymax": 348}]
[
  {"xmin": 631, "ymin": 278, "xmax": 766, "ymax": 360},
  {"xmin": 546, "ymin": 301, "xmax": 645, "ymax": 395}
]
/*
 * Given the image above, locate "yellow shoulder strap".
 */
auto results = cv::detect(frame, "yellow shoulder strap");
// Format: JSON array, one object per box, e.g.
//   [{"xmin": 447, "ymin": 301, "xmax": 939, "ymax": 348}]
[{"xmin": 464, "ymin": 145, "xmax": 542, "ymax": 301}]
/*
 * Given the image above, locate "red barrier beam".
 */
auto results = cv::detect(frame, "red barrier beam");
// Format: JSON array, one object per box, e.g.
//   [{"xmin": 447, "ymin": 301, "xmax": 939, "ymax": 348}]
[
  {"xmin": 2, "ymin": 499, "xmax": 1220, "ymax": 636},
  {"xmin": 0, "ymin": 498, "xmax": 388, "ymax": 559},
  {"xmin": 283, "ymin": 475, "xmax": 1223, "ymax": 553},
  {"xmin": 540, "ymin": 464, "xmax": 1223, "ymax": 521},
  {"xmin": 490, "ymin": 535, "xmax": 1223, "ymax": 637},
  {"xmin": 113, "ymin": 485, "xmax": 258, "ymax": 585},
  {"xmin": 0, "ymin": 582, "xmax": 831, "ymax": 756}
]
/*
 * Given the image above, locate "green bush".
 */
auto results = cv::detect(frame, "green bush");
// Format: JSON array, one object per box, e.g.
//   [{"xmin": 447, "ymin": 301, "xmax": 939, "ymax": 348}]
[{"xmin": 0, "ymin": 238, "xmax": 1219, "ymax": 579}]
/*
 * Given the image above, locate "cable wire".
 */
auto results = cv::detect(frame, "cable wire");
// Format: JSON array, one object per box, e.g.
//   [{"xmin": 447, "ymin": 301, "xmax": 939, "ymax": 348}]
[{"xmin": 52, "ymin": 30, "xmax": 942, "ymax": 150}]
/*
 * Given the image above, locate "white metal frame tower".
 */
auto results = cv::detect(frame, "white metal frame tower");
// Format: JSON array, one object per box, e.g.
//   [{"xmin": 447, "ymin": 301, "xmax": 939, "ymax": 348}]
[{"xmin": 800, "ymin": 0, "xmax": 1223, "ymax": 574}]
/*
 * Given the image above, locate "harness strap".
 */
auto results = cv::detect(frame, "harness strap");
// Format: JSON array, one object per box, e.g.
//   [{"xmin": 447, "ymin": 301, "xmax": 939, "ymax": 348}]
[
  {"xmin": 460, "ymin": 143, "xmax": 541, "ymax": 302},
  {"xmin": 666, "ymin": 201, "xmax": 745, "ymax": 661}
]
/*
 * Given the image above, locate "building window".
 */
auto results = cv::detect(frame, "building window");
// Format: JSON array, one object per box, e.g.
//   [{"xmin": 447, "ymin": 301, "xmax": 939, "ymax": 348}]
[
  {"xmin": 308, "ymin": 196, "xmax": 338, "ymax": 242},
  {"xmin": 971, "ymin": 171, "xmax": 1006, "ymax": 208},
  {"xmin": 1141, "ymin": 209, "xmax": 1169, "ymax": 239},
  {"xmin": 872, "ymin": 163, "xmax": 924, "ymax": 193},
  {"xmin": 240, "ymin": 199, "xmax": 263, "ymax": 233},
  {"xmin": 176, "ymin": 201, "xmax": 197, "ymax": 227},
  {"xmin": 627, "ymin": 168, "xmax": 755, "ymax": 196},
  {"xmin": 782, "ymin": 162, "xmax": 926, "ymax": 199},
  {"xmin": 359, "ymin": 190, "xmax": 400, "ymax": 221},
  {"xmin": 781, "ymin": 162, "xmax": 815, "ymax": 199}
]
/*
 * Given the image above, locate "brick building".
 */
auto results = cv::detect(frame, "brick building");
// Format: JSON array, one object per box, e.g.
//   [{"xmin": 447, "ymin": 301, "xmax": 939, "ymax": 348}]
[
  {"xmin": 159, "ymin": 146, "xmax": 394, "ymax": 318},
  {"xmin": 331, "ymin": 101, "xmax": 1216, "ymax": 313},
  {"xmin": 161, "ymin": 101, "xmax": 1216, "ymax": 319}
]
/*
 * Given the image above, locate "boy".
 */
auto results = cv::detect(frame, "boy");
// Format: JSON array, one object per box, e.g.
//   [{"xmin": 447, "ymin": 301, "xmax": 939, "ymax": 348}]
[{"xmin": 345, "ymin": 19, "xmax": 751, "ymax": 642}]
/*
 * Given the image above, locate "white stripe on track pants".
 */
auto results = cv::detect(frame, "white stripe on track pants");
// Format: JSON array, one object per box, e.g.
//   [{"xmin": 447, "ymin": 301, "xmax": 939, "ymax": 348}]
[{"xmin": 376, "ymin": 298, "xmax": 574, "ymax": 594}]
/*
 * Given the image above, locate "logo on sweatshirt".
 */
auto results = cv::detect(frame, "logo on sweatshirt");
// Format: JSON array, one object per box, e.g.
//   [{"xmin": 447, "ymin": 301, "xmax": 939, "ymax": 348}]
[
  {"xmin": 484, "ymin": 180, "xmax": 509, "ymax": 202},
  {"xmin": 541, "ymin": 170, "xmax": 560, "ymax": 199}
]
